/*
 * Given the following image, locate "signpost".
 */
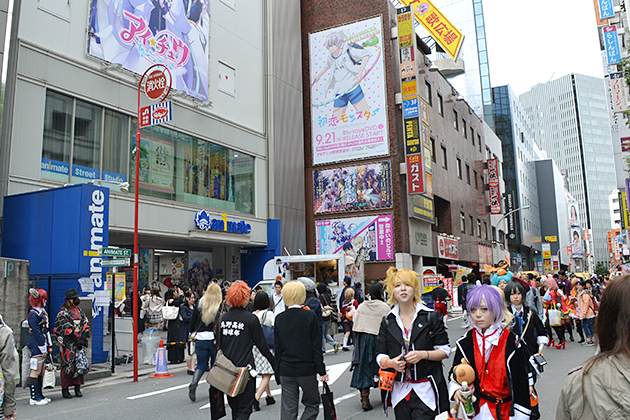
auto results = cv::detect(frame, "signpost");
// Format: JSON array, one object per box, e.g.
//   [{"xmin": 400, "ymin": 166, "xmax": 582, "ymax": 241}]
[
  {"xmin": 100, "ymin": 258, "xmax": 130, "ymax": 267},
  {"xmin": 102, "ymin": 247, "xmax": 132, "ymax": 258}
]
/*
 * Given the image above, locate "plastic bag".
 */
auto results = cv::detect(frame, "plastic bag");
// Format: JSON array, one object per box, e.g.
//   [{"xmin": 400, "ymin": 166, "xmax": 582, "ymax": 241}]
[
  {"xmin": 142, "ymin": 328, "xmax": 160, "ymax": 365},
  {"xmin": 549, "ymin": 309, "xmax": 562, "ymax": 327}
]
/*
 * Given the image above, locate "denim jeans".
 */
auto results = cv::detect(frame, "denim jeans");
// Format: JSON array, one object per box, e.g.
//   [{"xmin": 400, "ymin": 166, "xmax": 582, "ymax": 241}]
[
  {"xmin": 582, "ymin": 317, "xmax": 595, "ymax": 338},
  {"xmin": 322, "ymin": 319, "xmax": 336, "ymax": 350},
  {"xmin": 195, "ymin": 339, "xmax": 216, "ymax": 373}
]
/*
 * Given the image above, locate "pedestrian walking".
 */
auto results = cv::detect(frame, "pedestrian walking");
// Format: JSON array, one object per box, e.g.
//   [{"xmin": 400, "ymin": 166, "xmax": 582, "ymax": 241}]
[
  {"xmin": 576, "ymin": 280, "xmax": 596, "ymax": 346},
  {"xmin": 340, "ymin": 288, "xmax": 358, "ymax": 351},
  {"xmin": 271, "ymin": 281, "xmax": 286, "ymax": 315},
  {"xmin": 376, "ymin": 268, "xmax": 451, "ymax": 419},
  {"xmin": 26, "ymin": 288, "xmax": 51, "ymax": 406},
  {"xmin": 143, "ymin": 286, "xmax": 164, "ymax": 329},
  {"xmin": 350, "ymin": 282, "xmax": 390, "ymax": 411},
  {"xmin": 274, "ymin": 281, "xmax": 328, "ymax": 420},
  {"xmin": 217, "ymin": 281, "xmax": 274, "ymax": 420},
  {"xmin": 165, "ymin": 287, "xmax": 185, "ymax": 364},
  {"xmin": 556, "ymin": 275, "xmax": 630, "ymax": 419},
  {"xmin": 431, "ymin": 280, "xmax": 450, "ymax": 320},
  {"xmin": 252, "ymin": 292, "xmax": 276, "ymax": 411},
  {"xmin": 0, "ymin": 311, "xmax": 19, "ymax": 419},
  {"xmin": 316, "ymin": 283, "xmax": 339, "ymax": 353},
  {"xmin": 54, "ymin": 288, "xmax": 90, "ymax": 399},
  {"xmin": 188, "ymin": 283, "xmax": 221, "ymax": 402},
  {"xmin": 180, "ymin": 290, "xmax": 197, "ymax": 375},
  {"xmin": 450, "ymin": 285, "xmax": 531, "ymax": 420}
]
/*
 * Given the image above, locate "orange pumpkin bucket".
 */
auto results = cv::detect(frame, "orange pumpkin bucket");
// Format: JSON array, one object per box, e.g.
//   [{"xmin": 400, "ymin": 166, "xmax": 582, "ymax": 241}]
[
  {"xmin": 530, "ymin": 393, "xmax": 539, "ymax": 407},
  {"xmin": 378, "ymin": 368, "xmax": 396, "ymax": 391}
]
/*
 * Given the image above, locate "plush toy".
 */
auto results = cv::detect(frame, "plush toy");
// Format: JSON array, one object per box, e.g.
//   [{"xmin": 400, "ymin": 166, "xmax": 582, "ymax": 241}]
[{"xmin": 450, "ymin": 358, "xmax": 477, "ymax": 418}]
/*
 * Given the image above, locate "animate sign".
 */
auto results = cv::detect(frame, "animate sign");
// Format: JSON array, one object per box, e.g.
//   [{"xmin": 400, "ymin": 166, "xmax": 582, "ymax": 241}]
[
  {"xmin": 194, "ymin": 210, "xmax": 251, "ymax": 234},
  {"xmin": 437, "ymin": 235, "xmax": 459, "ymax": 259}
]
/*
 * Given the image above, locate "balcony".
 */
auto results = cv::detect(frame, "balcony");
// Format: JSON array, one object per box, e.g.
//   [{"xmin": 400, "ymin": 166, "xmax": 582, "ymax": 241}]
[{"xmin": 433, "ymin": 51, "xmax": 465, "ymax": 77}]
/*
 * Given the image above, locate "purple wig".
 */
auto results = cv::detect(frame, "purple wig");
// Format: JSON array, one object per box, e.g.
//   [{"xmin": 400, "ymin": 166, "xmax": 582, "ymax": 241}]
[{"xmin": 465, "ymin": 285, "xmax": 504, "ymax": 329}]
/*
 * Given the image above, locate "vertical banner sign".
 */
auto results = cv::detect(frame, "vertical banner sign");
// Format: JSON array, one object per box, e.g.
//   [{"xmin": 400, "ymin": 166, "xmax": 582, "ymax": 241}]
[
  {"xmin": 604, "ymin": 25, "xmax": 621, "ymax": 65},
  {"xmin": 610, "ymin": 72, "xmax": 629, "ymax": 112},
  {"xmin": 505, "ymin": 192, "xmax": 517, "ymax": 241},
  {"xmin": 598, "ymin": 0, "xmax": 615, "ymax": 19},
  {"xmin": 487, "ymin": 158, "xmax": 501, "ymax": 214},
  {"xmin": 625, "ymin": 178, "xmax": 630, "ymax": 210},
  {"xmin": 309, "ymin": 17, "xmax": 389, "ymax": 165},
  {"xmin": 620, "ymin": 191, "xmax": 630, "ymax": 230},
  {"xmin": 399, "ymin": 0, "xmax": 464, "ymax": 61},
  {"xmin": 405, "ymin": 118, "xmax": 421, "ymax": 155},
  {"xmin": 407, "ymin": 154, "xmax": 424, "ymax": 194}
]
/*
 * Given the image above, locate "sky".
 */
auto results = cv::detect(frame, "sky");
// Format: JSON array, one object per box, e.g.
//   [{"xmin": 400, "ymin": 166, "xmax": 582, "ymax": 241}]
[{"xmin": 481, "ymin": 0, "xmax": 606, "ymax": 96}]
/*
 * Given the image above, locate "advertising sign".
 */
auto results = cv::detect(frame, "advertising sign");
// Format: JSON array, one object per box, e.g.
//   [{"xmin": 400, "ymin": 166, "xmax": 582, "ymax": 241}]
[
  {"xmin": 571, "ymin": 226, "xmax": 584, "ymax": 258},
  {"xmin": 568, "ymin": 200, "xmax": 580, "ymax": 226},
  {"xmin": 412, "ymin": 194, "xmax": 434, "ymax": 223},
  {"xmin": 131, "ymin": 135, "xmax": 175, "ymax": 193},
  {"xmin": 106, "ymin": 273, "xmax": 126, "ymax": 302},
  {"xmin": 309, "ymin": 17, "xmax": 389, "ymax": 165},
  {"xmin": 604, "ymin": 25, "xmax": 621, "ymax": 65},
  {"xmin": 403, "ymin": 98, "xmax": 419, "ymax": 118},
  {"xmin": 407, "ymin": 154, "xmax": 425, "ymax": 194},
  {"xmin": 437, "ymin": 235, "xmax": 459, "ymax": 259},
  {"xmin": 620, "ymin": 191, "xmax": 630, "ymax": 230},
  {"xmin": 399, "ymin": 0, "xmax": 464, "ymax": 61},
  {"xmin": 487, "ymin": 158, "xmax": 501, "ymax": 214},
  {"xmin": 139, "ymin": 101, "xmax": 173, "ymax": 128},
  {"xmin": 423, "ymin": 275, "xmax": 441, "ymax": 293},
  {"xmin": 621, "ymin": 137, "xmax": 630, "ymax": 152},
  {"xmin": 454, "ymin": 265, "xmax": 472, "ymax": 287},
  {"xmin": 478, "ymin": 245, "xmax": 492, "ymax": 265},
  {"xmin": 598, "ymin": 0, "xmax": 614, "ymax": 19},
  {"xmin": 315, "ymin": 215, "xmax": 394, "ymax": 261},
  {"xmin": 505, "ymin": 192, "xmax": 517, "ymax": 240},
  {"xmin": 87, "ymin": 0, "xmax": 210, "ymax": 101},
  {"xmin": 610, "ymin": 73, "xmax": 628, "ymax": 113},
  {"xmin": 405, "ymin": 118, "xmax": 421, "ymax": 155},
  {"xmin": 313, "ymin": 161, "xmax": 392, "ymax": 213},
  {"xmin": 542, "ymin": 242, "xmax": 551, "ymax": 259}
]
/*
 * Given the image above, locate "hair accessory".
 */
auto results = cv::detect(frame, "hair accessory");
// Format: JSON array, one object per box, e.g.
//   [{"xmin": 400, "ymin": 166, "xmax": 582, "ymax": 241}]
[{"xmin": 29, "ymin": 288, "xmax": 40, "ymax": 299}]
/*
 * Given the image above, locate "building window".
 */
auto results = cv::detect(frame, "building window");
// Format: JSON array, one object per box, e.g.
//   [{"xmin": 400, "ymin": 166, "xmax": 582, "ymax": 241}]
[
  {"xmin": 492, "ymin": 226, "xmax": 497, "ymax": 241},
  {"xmin": 430, "ymin": 137, "xmax": 436, "ymax": 162},
  {"xmin": 460, "ymin": 212, "xmax": 466, "ymax": 232},
  {"xmin": 425, "ymin": 81, "xmax": 432, "ymax": 106},
  {"xmin": 469, "ymin": 215, "xmax": 474, "ymax": 235},
  {"xmin": 478, "ymin": 134, "xmax": 482, "ymax": 152},
  {"xmin": 477, "ymin": 219, "xmax": 482, "ymax": 238},
  {"xmin": 484, "ymin": 221, "xmax": 488, "ymax": 239},
  {"xmin": 454, "ymin": 110, "xmax": 459, "ymax": 130},
  {"xmin": 102, "ymin": 109, "xmax": 129, "ymax": 180},
  {"xmin": 437, "ymin": 93, "xmax": 443, "ymax": 116},
  {"xmin": 457, "ymin": 158, "xmax": 462, "ymax": 179},
  {"xmin": 499, "ymin": 230, "xmax": 506, "ymax": 246},
  {"xmin": 473, "ymin": 170, "xmax": 478, "ymax": 189},
  {"xmin": 465, "ymin": 163, "xmax": 470, "ymax": 184},
  {"xmin": 441, "ymin": 145, "xmax": 448, "ymax": 169},
  {"xmin": 42, "ymin": 91, "xmax": 73, "ymax": 182},
  {"xmin": 462, "ymin": 119, "xmax": 467, "ymax": 138},
  {"xmin": 73, "ymin": 100, "xmax": 102, "ymax": 176},
  {"xmin": 471, "ymin": 128, "xmax": 475, "ymax": 146}
]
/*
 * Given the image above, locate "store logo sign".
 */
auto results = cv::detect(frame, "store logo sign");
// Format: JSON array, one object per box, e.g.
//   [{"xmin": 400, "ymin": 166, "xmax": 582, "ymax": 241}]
[{"xmin": 194, "ymin": 210, "xmax": 251, "ymax": 234}]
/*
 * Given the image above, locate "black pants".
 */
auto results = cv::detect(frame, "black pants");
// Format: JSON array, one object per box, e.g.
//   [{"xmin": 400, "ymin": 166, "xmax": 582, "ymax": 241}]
[
  {"xmin": 393, "ymin": 390, "xmax": 437, "ymax": 420},
  {"xmin": 280, "ymin": 375, "xmax": 320, "ymax": 420},
  {"xmin": 227, "ymin": 377, "xmax": 256, "ymax": 420}
]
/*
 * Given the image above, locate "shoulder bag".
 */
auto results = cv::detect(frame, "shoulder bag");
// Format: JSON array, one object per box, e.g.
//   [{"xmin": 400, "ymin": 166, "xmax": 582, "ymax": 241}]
[
  {"xmin": 75, "ymin": 348, "xmax": 90, "ymax": 376},
  {"xmin": 206, "ymin": 350, "xmax": 250, "ymax": 397},
  {"xmin": 261, "ymin": 311, "xmax": 274, "ymax": 350},
  {"xmin": 162, "ymin": 305, "xmax": 179, "ymax": 321}
]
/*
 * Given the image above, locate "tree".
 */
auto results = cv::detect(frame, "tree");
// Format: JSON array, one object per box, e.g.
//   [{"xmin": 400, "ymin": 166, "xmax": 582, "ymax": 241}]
[{"xmin": 594, "ymin": 262, "xmax": 609, "ymax": 277}]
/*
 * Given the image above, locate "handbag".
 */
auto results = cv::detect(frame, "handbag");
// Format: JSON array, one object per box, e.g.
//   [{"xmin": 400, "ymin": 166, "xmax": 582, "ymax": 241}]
[
  {"xmin": 261, "ymin": 311, "xmax": 274, "ymax": 350},
  {"xmin": 206, "ymin": 350, "xmax": 251, "ymax": 397},
  {"xmin": 139, "ymin": 309, "xmax": 146, "ymax": 320},
  {"xmin": 320, "ymin": 382, "xmax": 337, "ymax": 420},
  {"xmin": 162, "ymin": 305, "xmax": 179, "ymax": 320},
  {"xmin": 548, "ymin": 309, "xmax": 562, "ymax": 327},
  {"xmin": 209, "ymin": 386, "xmax": 226, "ymax": 420},
  {"xmin": 42, "ymin": 356, "xmax": 56, "ymax": 389},
  {"xmin": 75, "ymin": 348, "xmax": 90, "ymax": 376}
]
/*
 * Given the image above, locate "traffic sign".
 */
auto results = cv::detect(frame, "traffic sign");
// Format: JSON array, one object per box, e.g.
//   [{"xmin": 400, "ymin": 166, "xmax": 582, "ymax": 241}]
[
  {"xmin": 102, "ymin": 247, "xmax": 132, "ymax": 258},
  {"xmin": 100, "ymin": 258, "xmax": 130, "ymax": 267}
]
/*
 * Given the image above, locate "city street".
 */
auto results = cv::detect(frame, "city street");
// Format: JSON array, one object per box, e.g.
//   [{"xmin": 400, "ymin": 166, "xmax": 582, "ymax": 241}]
[{"xmin": 17, "ymin": 316, "xmax": 596, "ymax": 420}]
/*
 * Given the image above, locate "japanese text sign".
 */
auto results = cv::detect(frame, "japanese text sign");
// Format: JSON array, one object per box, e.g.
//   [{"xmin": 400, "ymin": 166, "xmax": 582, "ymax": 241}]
[
  {"xmin": 604, "ymin": 25, "xmax": 621, "ymax": 65},
  {"xmin": 487, "ymin": 158, "xmax": 501, "ymax": 214},
  {"xmin": 437, "ymin": 235, "xmax": 458, "ymax": 259},
  {"xmin": 598, "ymin": 0, "xmax": 614, "ymax": 19},
  {"xmin": 609, "ymin": 73, "xmax": 628, "ymax": 113},
  {"xmin": 400, "ymin": 0, "xmax": 464, "ymax": 61},
  {"xmin": 405, "ymin": 118, "xmax": 421, "ymax": 154},
  {"xmin": 407, "ymin": 154, "xmax": 424, "ymax": 194}
]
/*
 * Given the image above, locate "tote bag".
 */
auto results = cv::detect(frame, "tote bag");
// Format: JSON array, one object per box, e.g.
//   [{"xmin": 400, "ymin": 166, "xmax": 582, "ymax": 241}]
[
  {"xmin": 206, "ymin": 350, "xmax": 250, "ymax": 397},
  {"xmin": 162, "ymin": 305, "xmax": 179, "ymax": 321},
  {"xmin": 42, "ymin": 358, "xmax": 56, "ymax": 389},
  {"xmin": 320, "ymin": 382, "xmax": 337, "ymax": 420},
  {"xmin": 548, "ymin": 309, "xmax": 562, "ymax": 327},
  {"xmin": 261, "ymin": 311, "xmax": 274, "ymax": 350}
]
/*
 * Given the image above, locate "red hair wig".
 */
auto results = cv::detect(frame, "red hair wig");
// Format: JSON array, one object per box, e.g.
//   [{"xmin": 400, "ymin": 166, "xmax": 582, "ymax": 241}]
[
  {"xmin": 29, "ymin": 289, "xmax": 48, "ymax": 308},
  {"xmin": 226, "ymin": 281, "xmax": 251, "ymax": 308}
]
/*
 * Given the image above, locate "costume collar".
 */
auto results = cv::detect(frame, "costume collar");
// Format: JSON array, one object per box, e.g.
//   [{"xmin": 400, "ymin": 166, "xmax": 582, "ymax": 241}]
[
  {"xmin": 473, "ymin": 324, "xmax": 502, "ymax": 346},
  {"xmin": 391, "ymin": 302, "xmax": 431, "ymax": 318}
]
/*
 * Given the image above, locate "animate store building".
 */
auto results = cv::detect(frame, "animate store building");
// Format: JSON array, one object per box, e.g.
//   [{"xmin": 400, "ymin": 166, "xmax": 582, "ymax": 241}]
[
  {"xmin": 300, "ymin": 0, "xmax": 493, "ymax": 283},
  {"xmin": 0, "ymin": 1, "xmax": 306, "ymax": 362}
]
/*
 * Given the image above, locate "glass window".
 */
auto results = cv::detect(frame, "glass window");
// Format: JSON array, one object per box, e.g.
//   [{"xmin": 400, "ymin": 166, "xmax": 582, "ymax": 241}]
[
  {"xmin": 477, "ymin": 219, "xmax": 481, "ymax": 237},
  {"xmin": 463, "ymin": 120, "xmax": 467, "ymax": 138},
  {"xmin": 437, "ymin": 94, "xmax": 443, "ymax": 116},
  {"xmin": 102, "ymin": 109, "xmax": 129, "ymax": 182},
  {"xmin": 484, "ymin": 221, "xmax": 488, "ymax": 239},
  {"xmin": 72, "ymin": 100, "xmax": 102, "ymax": 183},
  {"xmin": 457, "ymin": 158, "xmax": 462, "ymax": 178},
  {"xmin": 454, "ymin": 110, "xmax": 459, "ymax": 130},
  {"xmin": 441, "ymin": 145, "xmax": 448, "ymax": 169},
  {"xmin": 466, "ymin": 163, "xmax": 470, "ymax": 184},
  {"xmin": 425, "ymin": 81, "xmax": 432, "ymax": 106},
  {"xmin": 42, "ymin": 91, "xmax": 73, "ymax": 182},
  {"xmin": 430, "ymin": 137, "xmax": 436, "ymax": 162},
  {"xmin": 473, "ymin": 170, "xmax": 478, "ymax": 189},
  {"xmin": 469, "ymin": 215, "xmax": 474, "ymax": 235},
  {"xmin": 471, "ymin": 128, "xmax": 475, "ymax": 145},
  {"xmin": 460, "ymin": 212, "xmax": 466, "ymax": 232}
]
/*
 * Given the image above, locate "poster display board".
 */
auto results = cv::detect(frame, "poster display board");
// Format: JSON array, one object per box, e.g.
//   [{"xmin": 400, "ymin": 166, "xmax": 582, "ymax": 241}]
[{"xmin": 315, "ymin": 215, "xmax": 394, "ymax": 261}]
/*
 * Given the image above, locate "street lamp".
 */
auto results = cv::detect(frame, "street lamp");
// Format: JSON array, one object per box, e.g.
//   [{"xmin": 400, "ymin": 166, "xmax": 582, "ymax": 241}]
[
  {"xmin": 90, "ymin": 179, "xmax": 130, "ymax": 193},
  {"xmin": 494, "ymin": 205, "xmax": 530, "ymax": 228}
]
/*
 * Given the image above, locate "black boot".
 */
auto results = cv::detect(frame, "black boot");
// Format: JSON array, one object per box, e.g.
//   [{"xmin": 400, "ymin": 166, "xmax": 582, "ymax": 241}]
[
  {"xmin": 37, "ymin": 376, "xmax": 51, "ymax": 403},
  {"xmin": 62, "ymin": 388, "xmax": 73, "ymax": 399},
  {"xmin": 29, "ymin": 378, "xmax": 49, "ymax": 405},
  {"xmin": 252, "ymin": 398, "xmax": 261, "ymax": 411},
  {"xmin": 74, "ymin": 385, "xmax": 82, "ymax": 397},
  {"xmin": 188, "ymin": 370, "xmax": 204, "ymax": 402}
]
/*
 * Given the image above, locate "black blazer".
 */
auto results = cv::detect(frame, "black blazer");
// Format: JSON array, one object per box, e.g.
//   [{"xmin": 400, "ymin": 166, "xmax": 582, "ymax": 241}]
[{"xmin": 376, "ymin": 308, "xmax": 450, "ymax": 413}]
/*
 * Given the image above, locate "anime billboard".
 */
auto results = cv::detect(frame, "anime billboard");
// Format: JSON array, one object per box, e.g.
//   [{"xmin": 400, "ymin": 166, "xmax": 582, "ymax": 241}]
[
  {"xmin": 87, "ymin": 0, "xmax": 210, "ymax": 101},
  {"xmin": 313, "ymin": 161, "xmax": 392, "ymax": 214},
  {"xmin": 315, "ymin": 215, "xmax": 394, "ymax": 262},
  {"xmin": 309, "ymin": 17, "xmax": 389, "ymax": 165},
  {"xmin": 571, "ymin": 226, "xmax": 584, "ymax": 259}
]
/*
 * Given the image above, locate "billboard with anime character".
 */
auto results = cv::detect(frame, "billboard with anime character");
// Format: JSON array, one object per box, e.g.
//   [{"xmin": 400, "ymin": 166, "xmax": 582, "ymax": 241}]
[
  {"xmin": 315, "ymin": 215, "xmax": 394, "ymax": 264},
  {"xmin": 309, "ymin": 16, "xmax": 389, "ymax": 165},
  {"xmin": 87, "ymin": 0, "xmax": 210, "ymax": 101},
  {"xmin": 313, "ymin": 161, "xmax": 392, "ymax": 214}
]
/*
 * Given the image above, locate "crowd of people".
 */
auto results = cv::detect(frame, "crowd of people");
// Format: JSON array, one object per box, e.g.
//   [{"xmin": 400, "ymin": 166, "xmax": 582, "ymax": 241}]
[{"xmin": 18, "ymin": 267, "xmax": 628, "ymax": 420}]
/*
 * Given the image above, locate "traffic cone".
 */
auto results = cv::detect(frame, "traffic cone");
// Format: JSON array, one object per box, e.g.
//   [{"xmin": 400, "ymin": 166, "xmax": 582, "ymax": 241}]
[{"xmin": 149, "ymin": 339, "xmax": 175, "ymax": 378}]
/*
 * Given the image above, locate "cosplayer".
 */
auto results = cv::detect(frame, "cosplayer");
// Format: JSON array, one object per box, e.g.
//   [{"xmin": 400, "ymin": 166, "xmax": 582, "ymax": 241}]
[
  {"xmin": 484, "ymin": 259, "xmax": 513, "ymax": 288},
  {"xmin": 450, "ymin": 285, "xmax": 531, "ymax": 420},
  {"xmin": 376, "ymin": 267, "xmax": 451, "ymax": 419}
]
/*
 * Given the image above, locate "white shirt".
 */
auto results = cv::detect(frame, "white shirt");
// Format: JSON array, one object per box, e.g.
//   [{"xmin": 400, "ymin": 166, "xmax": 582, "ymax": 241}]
[
  {"xmin": 272, "ymin": 293, "xmax": 285, "ymax": 315},
  {"xmin": 375, "ymin": 303, "xmax": 452, "ymax": 410}
]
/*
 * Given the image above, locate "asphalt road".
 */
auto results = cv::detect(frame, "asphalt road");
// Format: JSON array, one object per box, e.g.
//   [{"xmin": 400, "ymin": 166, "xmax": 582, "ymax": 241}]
[{"xmin": 17, "ymin": 316, "xmax": 595, "ymax": 420}]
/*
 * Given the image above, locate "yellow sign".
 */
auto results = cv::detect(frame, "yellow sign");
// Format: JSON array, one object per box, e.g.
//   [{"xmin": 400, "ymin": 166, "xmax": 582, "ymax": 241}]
[
  {"xmin": 402, "ymin": 80, "xmax": 417, "ymax": 97},
  {"xmin": 621, "ymin": 192, "xmax": 630, "ymax": 229},
  {"xmin": 542, "ymin": 250, "xmax": 551, "ymax": 259},
  {"xmin": 544, "ymin": 236, "xmax": 557, "ymax": 243},
  {"xmin": 397, "ymin": 8, "xmax": 415, "ymax": 48},
  {"xmin": 106, "ymin": 273, "xmax": 126, "ymax": 302},
  {"xmin": 400, "ymin": 0, "xmax": 464, "ymax": 60}
]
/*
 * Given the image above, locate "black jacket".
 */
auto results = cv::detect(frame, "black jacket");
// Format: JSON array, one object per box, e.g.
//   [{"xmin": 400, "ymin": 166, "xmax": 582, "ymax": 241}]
[
  {"xmin": 509, "ymin": 305, "xmax": 547, "ymax": 385},
  {"xmin": 217, "ymin": 307, "xmax": 274, "ymax": 369},
  {"xmin": 450, "ymin": 329, "xmax": 531, "ymax": 417},
  {"xmin": 376, "ymin": 308, "xmax": 450, "ymax": 413}
]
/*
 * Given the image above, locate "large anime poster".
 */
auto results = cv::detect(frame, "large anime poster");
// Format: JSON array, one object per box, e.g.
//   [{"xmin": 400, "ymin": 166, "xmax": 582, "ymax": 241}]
[
  {"xmin": 87, "ymin": 0, "xmax": 210, "ymax": 101},
  {"xmin": 133, "ymin": 136, "xmax": 174, "ymax": 192},
  {"xmin": 309, "ymin": 17, "xmax": 389, "ymax": 165},
  {"xmin": 315, "ymin": 215, "xmax": 394, "ymax": 262},
  {"xmin": 313, "ymin": 161, "xmax": 392, "ymax": 213}
]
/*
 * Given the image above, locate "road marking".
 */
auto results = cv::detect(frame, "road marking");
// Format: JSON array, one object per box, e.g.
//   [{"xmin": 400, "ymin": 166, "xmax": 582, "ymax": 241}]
[
  {"xmin": 127, "ymin": 383, "xmax": 188, "ymax": 400},
  {"xmin": 447, "ymin": 315, "xmax": 462, "ymax": 322},
  {"xmin": 200, "ymin": 389, "xmax": 359, "ymax": 410}
]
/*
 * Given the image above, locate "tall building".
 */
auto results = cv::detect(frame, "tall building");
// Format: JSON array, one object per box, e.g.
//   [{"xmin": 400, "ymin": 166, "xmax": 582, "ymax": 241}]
[
  {"xmin": 492, "ymin": 85, "xmax": 542, "ymax": 270},
  {"xmin": 520, "ymin": 74, "xmax": 616, "ymax": 267}
]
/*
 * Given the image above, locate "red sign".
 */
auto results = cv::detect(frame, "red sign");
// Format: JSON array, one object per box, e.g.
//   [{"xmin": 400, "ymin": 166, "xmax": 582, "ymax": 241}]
[
  {"xmin": 145, "ymin": 69, "xmax": 169, "ymax": 100},
  {"xmin": 478, "ymin": 244, "xmax": 492, "ymax": 264},
  {"xmin": 621, "ymin": 137, "xmax": 630, "ymax": 152},
  {"xmin": 437, "ymin": 235, "xmax": 459, "ymax": 259},
  {"xmin": 407, "ymin": 154, "xmax": 424, "ymax": 194},
  {"xmin": 443, "ymin": 277, "xmax": 454, "ymax": 304},
  {"xmin": 487, "ymin": 158, "xmax": 501, "ymax": 214}
]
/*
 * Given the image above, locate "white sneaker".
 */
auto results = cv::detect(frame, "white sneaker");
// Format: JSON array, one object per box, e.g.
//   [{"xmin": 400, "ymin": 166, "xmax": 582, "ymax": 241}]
[{"xmin": 30, "ymin": 398, "xmax": 49, "ymax": 406}]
